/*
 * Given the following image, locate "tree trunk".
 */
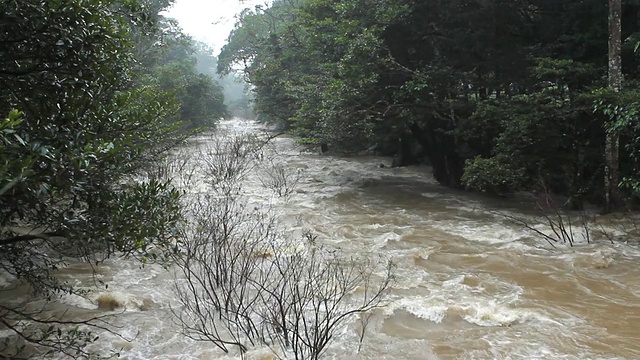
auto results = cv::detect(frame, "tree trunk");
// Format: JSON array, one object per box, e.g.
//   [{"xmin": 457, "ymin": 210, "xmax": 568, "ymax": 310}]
[
  {"xmin": 408, "ymin": 123, "xmax": 463, "ymax": 188},
  {"xmin": 605, "ymin": 0, "xmax": 622, "ymax": 212}
]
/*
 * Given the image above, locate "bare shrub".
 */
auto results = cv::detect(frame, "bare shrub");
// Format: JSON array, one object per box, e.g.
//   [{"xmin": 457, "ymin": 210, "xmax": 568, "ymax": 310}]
[
  {"xmin": 172, "ymin": 194, "xmax": 276, "ymax": 353},
  {"xmin": 259, "ymin": 159, "xmax": 301, "ymax": 198},
  {"xmin": 585, "ymin": 209, "xmax": 640, "ymax": 245},
  {"xmin": 500, "ymin": 191, "xmax": 591, "ymax": 248},
  {"xmin": 251, "ymin": 232, "xmax": 392, "ymax": 360},
  {"xmin": 198, "ymin": 132, "xmax": 267, "ymax": 194},
  {"xmin": 0, "ymin": 298, "xmax": 125, "ymax": 359},
  {"xmin": 172, "ymin": 129, "xmax": 393, "ymax": 359},
  {"xmin": 141, "ymin": 149, "xmax": 198, "ymax": 189},
  {"xmin": 173, "ymin": 197, "xmax": 392, "ymax": 358}
]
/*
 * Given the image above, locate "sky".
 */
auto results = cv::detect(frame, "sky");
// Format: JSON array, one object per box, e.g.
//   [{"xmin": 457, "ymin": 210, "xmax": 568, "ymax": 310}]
[{"xmin": 164, "ymin": 0, "xmax": 268, "ymax": 53}]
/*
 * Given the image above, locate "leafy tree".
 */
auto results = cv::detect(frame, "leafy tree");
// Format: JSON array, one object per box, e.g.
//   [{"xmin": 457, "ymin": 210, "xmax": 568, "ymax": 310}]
[
  {"xmin": 140, "ymin": 20, "xmax": 229, "ymax": 129},
  {"xmin": 219, "ymin": 1, "xmax": 306, "ymax": 126},
  {"xmin": 0, "ymin": 0, "xmax": 190, "ymax": 357},
  {"xmin": 220, "ymin": 0, "xmax": 404, "ymax": 148},
  {"xmin": 195, "ymin": 42, "xmax": 253, "ymax": 119},
  {"xmin": 153, "ymin": 57, "xmax": 228, "ymax": 128}
]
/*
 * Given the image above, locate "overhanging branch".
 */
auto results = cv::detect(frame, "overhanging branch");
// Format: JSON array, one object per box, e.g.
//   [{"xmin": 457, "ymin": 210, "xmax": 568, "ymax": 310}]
[{"xmin": 0, "ymin": 231, "xmax": 66, "ymax": 247}]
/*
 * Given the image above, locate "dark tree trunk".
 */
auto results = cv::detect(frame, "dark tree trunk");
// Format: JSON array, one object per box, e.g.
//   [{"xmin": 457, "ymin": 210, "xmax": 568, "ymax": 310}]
[
  {"xmin": 391, "ymin": 136, "xmax": 418, "ymax": 167},
  {"xmin": 408, "ymin": 123, "xmax": 464, "ymax": 188},
  {"xmin": 605, "ymin": 0, "xmax": 622, "ymax": 212}
]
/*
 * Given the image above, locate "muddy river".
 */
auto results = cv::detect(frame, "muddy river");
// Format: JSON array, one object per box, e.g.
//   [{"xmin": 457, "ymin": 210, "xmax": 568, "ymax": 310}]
[{"xmin": 27, "ymin": 119, "xmax": 640, "ymax": 359}]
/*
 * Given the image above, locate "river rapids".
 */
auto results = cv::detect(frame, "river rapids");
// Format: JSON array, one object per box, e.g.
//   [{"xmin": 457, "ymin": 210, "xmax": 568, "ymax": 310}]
[{"xmin": 6, "ymin": 118, "xmax": 640, "ymax": 359}]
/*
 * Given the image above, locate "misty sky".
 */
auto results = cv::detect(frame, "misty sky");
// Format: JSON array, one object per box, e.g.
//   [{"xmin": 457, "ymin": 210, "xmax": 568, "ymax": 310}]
[{"xmin": 165, "ymin": 0, "xmax": 269, "ymax": 53}]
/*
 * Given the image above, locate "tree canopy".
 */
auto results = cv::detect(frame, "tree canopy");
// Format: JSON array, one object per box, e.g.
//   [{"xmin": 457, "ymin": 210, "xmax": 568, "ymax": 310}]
[
  {"xmin": 221, "ymin": 0, "xmax": 640, "ymax": 207},
  {"xmin": 0, "ymin": 0, "xmax": 228, "ymax": 357}
]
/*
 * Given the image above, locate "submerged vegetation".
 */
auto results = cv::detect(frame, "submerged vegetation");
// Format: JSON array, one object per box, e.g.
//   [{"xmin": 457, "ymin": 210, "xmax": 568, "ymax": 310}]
[{"xmin": 172, "ymin": 131, "xmax": 392, "ymax": 359}]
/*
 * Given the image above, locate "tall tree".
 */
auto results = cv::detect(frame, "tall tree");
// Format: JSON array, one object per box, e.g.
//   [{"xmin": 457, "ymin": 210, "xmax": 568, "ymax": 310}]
[{"xmin": 605, "ymin": 0, "xmax": 622, "ymax": 212}]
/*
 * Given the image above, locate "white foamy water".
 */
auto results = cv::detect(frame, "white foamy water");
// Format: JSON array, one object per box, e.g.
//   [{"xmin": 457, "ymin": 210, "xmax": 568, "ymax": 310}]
[{"xmin": 5, "ymin": 118, "xmax": 640, "ymax": 359}]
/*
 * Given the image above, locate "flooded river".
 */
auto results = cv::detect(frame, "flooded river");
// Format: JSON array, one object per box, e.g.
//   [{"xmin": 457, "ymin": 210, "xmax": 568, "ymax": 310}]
[{"xmin": 37, "ymin": 119, "xmax": 640, "ymax": 359}]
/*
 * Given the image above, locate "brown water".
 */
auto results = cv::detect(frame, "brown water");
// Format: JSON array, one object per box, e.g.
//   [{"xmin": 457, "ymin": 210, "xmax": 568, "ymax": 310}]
[{"xmin": 9, "ymin": 119, "xmax": 640, "ymax": 359}]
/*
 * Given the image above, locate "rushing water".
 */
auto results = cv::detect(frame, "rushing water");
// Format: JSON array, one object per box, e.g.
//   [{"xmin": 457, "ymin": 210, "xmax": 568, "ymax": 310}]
[{"xmin": 18, "ymin": 118, "xmax": 640, "ymax": 359}]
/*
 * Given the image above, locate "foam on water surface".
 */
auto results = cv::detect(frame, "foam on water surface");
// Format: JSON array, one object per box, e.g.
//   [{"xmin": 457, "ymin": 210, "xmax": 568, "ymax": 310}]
[{"xmin": 15, "ymin": 119, "xmax": 640, "ymax": 360}]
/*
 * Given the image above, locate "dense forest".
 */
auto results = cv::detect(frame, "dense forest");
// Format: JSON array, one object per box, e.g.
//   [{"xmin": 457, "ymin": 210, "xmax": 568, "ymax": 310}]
[{"xmin": 220, "ymin": 0, "xmax": 640, "ymax": 210}]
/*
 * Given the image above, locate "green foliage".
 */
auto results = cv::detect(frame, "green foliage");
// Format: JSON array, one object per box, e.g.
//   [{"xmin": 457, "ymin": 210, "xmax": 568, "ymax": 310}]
[
  {"xmin": 594, "ymin": 89, "xmax": 640, "ymax": 196},
  {"xmin": 100, "ymin": 180, "xmax": 183, "ymax": 264},
  {"xmin": 219, "ymin": 0, "xmax": 404, "ymax": 147},
  {"xmin": 0, "ymin": 0, "xmax": 182, "ymax": 254},
  {"xmin": 153, "ymin": 58, "xmax": 228, "ymax": 128},
  {"xmin": 0, "ymin": 110, "xmax": 36, "ymax": 199},
  {"xmin": 223, "ymin": 0, "xmax": 640, "ymax": 199},
  {"xmin": 0, "ymin": 0, "xmax": 198, "ymax": 356},
  {"xmin": 193, "ymin": 42, "xmax": 251, "ymax": 118},
  {"xmin": 462, "ymin": 156, "xmax": 527, "ymax": 193},
  {"xmin": 0, "ymin": 0, "xmax": 189, "ymax": 254},
  {"xmin": 132, "ymin": 18, "xmax": 229, "ymax": 129},
  {"xmin": 460, "ymin": 61, "xmax": 607, "ymax": 197}
]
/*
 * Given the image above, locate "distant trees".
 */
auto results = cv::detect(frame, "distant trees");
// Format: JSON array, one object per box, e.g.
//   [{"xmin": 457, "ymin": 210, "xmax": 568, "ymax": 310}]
[
  {"xmin": 143, "ymin": 22, "xmax": 230, "ymax": 128},
  {"xmin": 153, "ymin": 56, "xmax": 228, "ymax": 128},
  {"xmin": 195, "ymin": 42, "xmax": 254, "ymax": 119},
  {"xmin": 221, "ymin": 0, "xmax": 640, "ymax": 207}
]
